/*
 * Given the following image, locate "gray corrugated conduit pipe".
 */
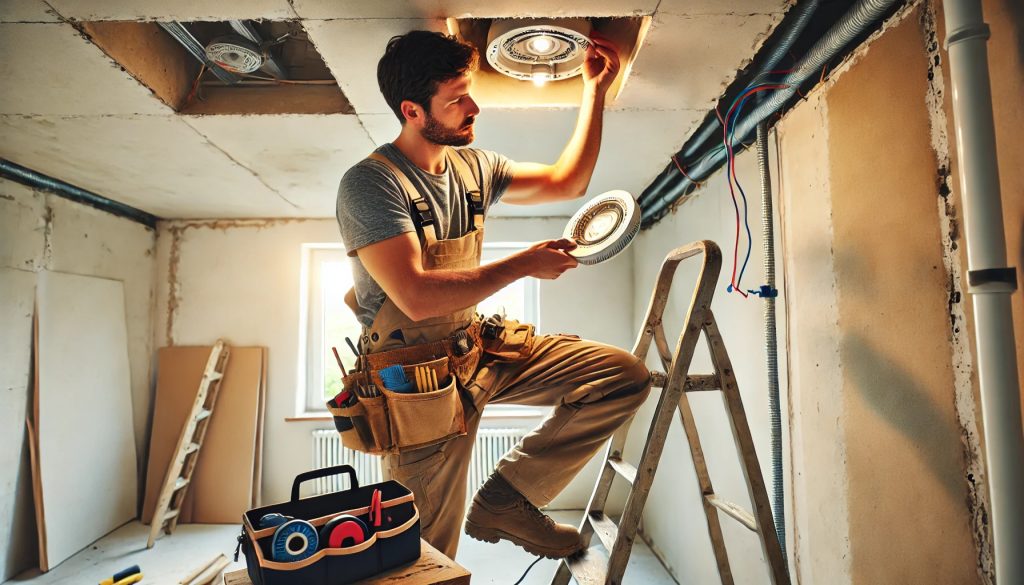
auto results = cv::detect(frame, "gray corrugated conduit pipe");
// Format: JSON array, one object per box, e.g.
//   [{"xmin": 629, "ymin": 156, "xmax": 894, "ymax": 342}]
[
  {"xmin": 640, "ymin": 0, "xmax": 820, "ymax": 207},
  {"xmin": 756, "ymin": 122, "xmax": 785, "ymax": 563},
  {"xmin": 941, "ymin": 0, "xmax": 1023, "ymax": 581},
  {"xmin": 641, "ymin": 0, "xmax": 900, "ymax": 224}
]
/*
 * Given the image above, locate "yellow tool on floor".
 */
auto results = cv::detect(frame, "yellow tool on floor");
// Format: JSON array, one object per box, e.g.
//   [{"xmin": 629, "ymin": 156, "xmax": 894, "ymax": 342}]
[{"xmin": 99, "ymin": 564, "xmax": 141, "ymax": 585}]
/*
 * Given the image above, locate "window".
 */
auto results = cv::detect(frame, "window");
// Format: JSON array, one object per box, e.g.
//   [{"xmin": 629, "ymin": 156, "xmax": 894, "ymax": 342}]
[{"xmin": 300, "ymin": 242, "xmax": 540, "ymax": 414}]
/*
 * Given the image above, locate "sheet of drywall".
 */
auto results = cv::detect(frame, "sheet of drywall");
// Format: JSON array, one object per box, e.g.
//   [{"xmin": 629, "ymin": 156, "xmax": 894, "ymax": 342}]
[
  {"xmin": 35, "ymin": 270, "xmax": 137, "ymax": 571},
  {"xmin": 142, "ymin": 346, "xmax": 264, "ymax": 525}
]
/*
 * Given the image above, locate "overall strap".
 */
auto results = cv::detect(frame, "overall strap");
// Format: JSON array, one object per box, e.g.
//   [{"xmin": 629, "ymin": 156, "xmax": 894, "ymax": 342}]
[
  {"xmin": 367, "ymin": 152, "xmax": 440, "ymax": 244},
  {"xmin": 447, "ymin": 148, "xmax": 485, "ymax": 230}
]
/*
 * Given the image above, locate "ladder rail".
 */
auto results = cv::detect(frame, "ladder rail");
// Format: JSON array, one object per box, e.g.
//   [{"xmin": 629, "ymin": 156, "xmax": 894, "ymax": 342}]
[
  {"xmin": 703, "ymin": 314, "xmax": 789, "ymax": 584},
  {"xmin": 147, "ymin": 341, "xmax": 229, "ymax": 548}
]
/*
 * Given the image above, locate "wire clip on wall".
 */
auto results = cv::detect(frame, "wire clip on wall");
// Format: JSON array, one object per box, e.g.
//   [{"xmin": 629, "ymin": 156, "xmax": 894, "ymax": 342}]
[{"xmin": 744, "ymin": 285, "xmax": 779, "ymax": 298}]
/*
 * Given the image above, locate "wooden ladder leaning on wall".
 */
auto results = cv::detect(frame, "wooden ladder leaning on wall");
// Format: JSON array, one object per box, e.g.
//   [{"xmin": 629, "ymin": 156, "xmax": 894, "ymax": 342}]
[
  {"xmin": 147, "ymin": 340, "xmax": 230, "ymax": 549},
  {"xmin": 551, "ymin": 240, "xmax": 790, "ymax": 585}
]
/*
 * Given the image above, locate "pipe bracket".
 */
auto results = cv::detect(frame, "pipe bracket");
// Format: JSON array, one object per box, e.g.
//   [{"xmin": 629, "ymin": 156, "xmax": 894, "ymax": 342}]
[
  {"xmin": 944, "ymin": 23, "xmax": 991, "ymax": 48},
  {"xmin": 967, "ymin": 267, "xmax": 1018, "ymax": 293}
]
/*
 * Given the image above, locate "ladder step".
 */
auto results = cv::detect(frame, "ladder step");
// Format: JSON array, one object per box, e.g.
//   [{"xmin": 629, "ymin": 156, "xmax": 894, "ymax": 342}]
[
  {"xmin": 173, "ymin": 477, "xmax": 190, "ymax": 491},
  {"xmin": 184, "ymin": 442, "xmax": 200, "ymax": 454},
  {"xmin": 685, "ymin": 374, "xmax": 721, "ymax": 392},
  {"xmin": 564, "ymin": 546, "xmax": 610, "ymax": 585},
  {"xmin": 195, "ymin": 409, "xmax": 212, "ymax": 422},
  {"xmin": 162, "ymin": 508, "xmax": 180, "ymax": 522},
  {"xmin": 208, "ymin": 372, "xmax": 223, "ymax": 381},
  {"xmin": 607, "ymin": 458, "xmax": 637, "ymax": 485},
  {"xmin": 705, "ymin": 495, "xmax": 757, "ymax": 531},
  {"xmin": 649, "ymin": 370, "xmax": 668, "ymax": 388},
  {"xmin": 587, "ymin": 513, "xmax": 619, "ymax": 554}
]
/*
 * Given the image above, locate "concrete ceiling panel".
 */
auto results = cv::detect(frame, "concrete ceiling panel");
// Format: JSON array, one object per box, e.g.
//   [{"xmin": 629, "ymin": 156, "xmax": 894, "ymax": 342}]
[
  {"xmin": 439, "ymin": 0, "xmax": 658, "ymax": 19},
  {"xmin": 613, "ymin": 12, "xmax": 780, "ymax": 110},
  {"xmin": 291, "ymin": 0, "xmax": 442, "ymax": 19},
  {"xmin": 0, "ymin": 23, "xmax": 170, "ymax": 116},
  {"xmin": 183, "ymin": 115, "xmax": 377, "ymax": 215},
  {"xmin": 305, "ymin": 18, "xmax": 449, "ymax": 115},
  {"xmin": 0, "ymin": 115, "xmax": 295, "ymax": 219},
  {"xmin": 656, "ymin": 0, "xmax": 790, "ymax": 16},
  {"xmin": 469, "ymin": 107, "xmax": 703, "ymax": 217},
  {"xmin": 44, "ymin": 0, "xmax": 297, "ymax": 21},
  {"xmin": 357, "ymin": 113, "xmax": 403, "ymax": 146},
  {"xmin": 0, "ymin": 0, "xmax": 61, "ymax": 22}
]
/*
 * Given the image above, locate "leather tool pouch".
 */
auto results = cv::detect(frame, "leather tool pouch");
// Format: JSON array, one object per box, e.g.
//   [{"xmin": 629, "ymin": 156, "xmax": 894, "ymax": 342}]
[
  {"xmin": 328, "ymin": 329, "xmax": 482, "ymax": 455},
  {"xmin": 480, "ymin": 316, "xmax": 536, "ymax": 362}
]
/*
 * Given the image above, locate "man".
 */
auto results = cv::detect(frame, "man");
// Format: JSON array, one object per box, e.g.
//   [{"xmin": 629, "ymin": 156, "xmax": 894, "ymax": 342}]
[{"xmin": 336, "ymin": 30, "xmax": 651, "ymax": 560}]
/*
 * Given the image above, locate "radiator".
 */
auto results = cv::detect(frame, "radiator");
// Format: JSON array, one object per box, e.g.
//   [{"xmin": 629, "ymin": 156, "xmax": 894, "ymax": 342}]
[{"xmin": 310, "ymin": 427, "xmax": 529, "ymax": 500}]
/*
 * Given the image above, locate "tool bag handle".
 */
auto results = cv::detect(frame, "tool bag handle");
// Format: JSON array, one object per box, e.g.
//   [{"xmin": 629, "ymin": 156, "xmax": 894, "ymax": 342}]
[{"xmin": 291, "ymin": 465, "xmax": 360, "ymax": 502}]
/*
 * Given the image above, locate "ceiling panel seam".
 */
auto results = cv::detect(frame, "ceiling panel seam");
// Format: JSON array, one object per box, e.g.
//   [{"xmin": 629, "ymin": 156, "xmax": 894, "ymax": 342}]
[{"xmin": 178, "ymin": 118, "xmax": 300, "ymax": 209}]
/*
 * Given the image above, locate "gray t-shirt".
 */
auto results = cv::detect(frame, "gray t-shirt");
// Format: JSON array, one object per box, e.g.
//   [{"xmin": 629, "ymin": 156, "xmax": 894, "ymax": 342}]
[{"xmin": 336, "ymin": 143, "xmax": 514, "ymax": 327}]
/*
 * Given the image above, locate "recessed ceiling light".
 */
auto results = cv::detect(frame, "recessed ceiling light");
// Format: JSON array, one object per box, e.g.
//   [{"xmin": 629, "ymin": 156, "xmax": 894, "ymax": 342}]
[{"xmin": 486, "ymin": 19, "xmax": 591, "ymax": 84}]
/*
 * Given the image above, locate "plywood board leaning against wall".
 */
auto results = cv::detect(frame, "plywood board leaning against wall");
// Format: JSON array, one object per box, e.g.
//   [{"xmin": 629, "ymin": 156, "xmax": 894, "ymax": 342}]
[
  {"xmin": 142, "ymin": 346, "xmax": 265, "ymax": 525},
  {"xmin": 32, "ymin": 271, "xmax": 137, "ymax": 571}
]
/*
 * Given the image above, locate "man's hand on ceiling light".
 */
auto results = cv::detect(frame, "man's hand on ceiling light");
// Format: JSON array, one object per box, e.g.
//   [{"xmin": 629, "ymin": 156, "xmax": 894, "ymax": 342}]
[{"xmin": 582, "ymin": 33, "xmax": 621, "ymax": 95}]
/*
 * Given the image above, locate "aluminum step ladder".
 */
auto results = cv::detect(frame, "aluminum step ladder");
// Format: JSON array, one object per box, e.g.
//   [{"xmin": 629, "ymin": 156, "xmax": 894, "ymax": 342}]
[
  {"xmin": 552, "ymin": 241, "xmax": 789, "ymax": 585},
  {"xmin": 147, "ymin": 340, "xmax": 230, "ymax": 548}
]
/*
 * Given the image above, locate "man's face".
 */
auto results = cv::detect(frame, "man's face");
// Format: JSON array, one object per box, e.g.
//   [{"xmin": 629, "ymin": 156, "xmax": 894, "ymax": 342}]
[{"xmin": 421, "ymin": 72, "xmax": 480, "ymax": 147}]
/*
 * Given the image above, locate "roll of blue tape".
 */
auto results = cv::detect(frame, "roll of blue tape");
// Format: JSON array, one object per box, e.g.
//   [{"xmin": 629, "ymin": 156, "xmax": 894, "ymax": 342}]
[
  {"xmin": 271, "ymin": 519, "xmax": 319, "ymax": 562},
  {"xmin": 258, "ymin": 513, "xmax": 291, "ymax": 529}
]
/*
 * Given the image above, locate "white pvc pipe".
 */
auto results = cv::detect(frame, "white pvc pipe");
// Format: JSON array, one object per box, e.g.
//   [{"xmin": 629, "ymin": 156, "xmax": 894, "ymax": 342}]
[{"xmin": 941, "ymin": 0, "xmax": 1024, "ymax": 582}]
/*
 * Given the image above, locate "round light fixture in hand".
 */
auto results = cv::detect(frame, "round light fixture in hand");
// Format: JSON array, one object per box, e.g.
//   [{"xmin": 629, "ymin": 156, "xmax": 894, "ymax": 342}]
[
  {"xmin": 486, "ymin": 19, "xmax": 592, "ymax": 84},
  {"xmin": 563, "ymin": 190, "xmax": 640, "ymax": 265}
]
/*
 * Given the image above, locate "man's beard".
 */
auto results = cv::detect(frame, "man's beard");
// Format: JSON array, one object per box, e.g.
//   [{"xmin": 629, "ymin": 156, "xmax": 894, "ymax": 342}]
[{"xmin": 422, "ymin": 113, "xmax": 474, "ymax": 146}]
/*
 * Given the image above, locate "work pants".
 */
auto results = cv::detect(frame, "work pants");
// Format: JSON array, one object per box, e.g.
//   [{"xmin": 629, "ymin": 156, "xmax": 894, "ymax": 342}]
[{"xmin": 381, "ymin": 334, "xmax": 652, "ymax": 559}]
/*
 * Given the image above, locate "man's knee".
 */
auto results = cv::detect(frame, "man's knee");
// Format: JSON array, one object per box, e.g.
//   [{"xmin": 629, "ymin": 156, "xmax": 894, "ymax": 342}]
[{"xmin": 604, "ymin": 347, "xmax": 652, "ymax": 402}]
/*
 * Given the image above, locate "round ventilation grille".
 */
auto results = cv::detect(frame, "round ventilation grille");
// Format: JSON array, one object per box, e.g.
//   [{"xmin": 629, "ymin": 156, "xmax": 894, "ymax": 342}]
[
  {"xmin": 205, "ymin": 35, "xmax": 264, "ymax": 74},
  {"xmin": 486, "ymin": 19, "xmax": 592, "ymax": 85},
  {"xmin": 563, "ymin": 190, "xmax": 640, "ymax": 265}
]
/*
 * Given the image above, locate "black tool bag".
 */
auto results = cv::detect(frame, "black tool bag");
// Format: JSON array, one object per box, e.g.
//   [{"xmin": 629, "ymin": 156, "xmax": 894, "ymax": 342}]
[{"xmin": 238, "ymin": 465, "xmax": 420, "ymax": 585}]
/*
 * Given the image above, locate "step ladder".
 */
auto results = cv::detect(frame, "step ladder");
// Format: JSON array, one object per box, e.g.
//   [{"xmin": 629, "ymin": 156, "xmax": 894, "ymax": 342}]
[
  {"xmin": 552, "ymin": 241, "xmax": 789, "ymax": 585},
  {"xmin": 147, "ymin": 340, "xmax": 230, "ymax": 548}
]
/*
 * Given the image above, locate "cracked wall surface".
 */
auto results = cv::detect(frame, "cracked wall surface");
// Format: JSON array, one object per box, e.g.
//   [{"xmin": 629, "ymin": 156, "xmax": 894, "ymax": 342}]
[{"xmin": 0, "ymin": 180, "xmax": 156, "ymax": 580}]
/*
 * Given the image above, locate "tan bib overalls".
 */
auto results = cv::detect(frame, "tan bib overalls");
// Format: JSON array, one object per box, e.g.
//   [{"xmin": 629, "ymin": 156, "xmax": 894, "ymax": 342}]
[{"xmin": 344, "ymin": 147, "xmax": 653, "ymax": 559}]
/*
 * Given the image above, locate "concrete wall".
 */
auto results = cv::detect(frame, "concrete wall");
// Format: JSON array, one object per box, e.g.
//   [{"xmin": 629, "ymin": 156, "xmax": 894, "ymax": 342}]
[
  {"xmin": 152, "ymin": 216, "xmax": 634, "ymax": 509},
  {"xmin": 0, "ymin": 179, "xmax": 156, "ymax": 580}
]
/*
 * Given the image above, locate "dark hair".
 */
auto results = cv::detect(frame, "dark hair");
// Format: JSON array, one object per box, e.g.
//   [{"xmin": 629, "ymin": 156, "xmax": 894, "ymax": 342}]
[{"xmin": 377, "ymin": 31, "xmax": 479, "ymax": 123}]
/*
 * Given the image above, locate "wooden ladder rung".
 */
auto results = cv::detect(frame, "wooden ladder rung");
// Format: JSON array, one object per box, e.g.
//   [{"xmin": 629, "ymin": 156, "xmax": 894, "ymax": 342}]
[
  {"xmin": 162, "ymin": 508, "xmax": 181, "ymax": 523},
  {"xmin": 184, "ymin": 442, "xmax": 200, "ymax": 454},
  {"xmin": 587, "ymin": 513, "xmax": 619, "ymax": 553},
  {"xmin": 208, "ymin": 372, "xmax": 223, "ymax": 381},
  {"xmin": 195, "ymin": 408, "xmax": 212, "ymax": 422},
  {"xmin": 607, "ymin": 458, "xmax": 637, "ymax": 485},
  {"xmin": 650, "ymin": 370, "xmax": 668, "ymax": 388},
  {"xmin": 685, "ymin": 374, "xmax": 721, "ymax": 392},
  {"xmin": 565, "ymin": 547, "xmax": 610, "ymax": 585},
  {"xmin": 705, "ymin": 495, "xmax": 757, "ymax": 531},
  {"xmin": 173, "ymin": 477, "xmax": 190, "ymax": 491}
]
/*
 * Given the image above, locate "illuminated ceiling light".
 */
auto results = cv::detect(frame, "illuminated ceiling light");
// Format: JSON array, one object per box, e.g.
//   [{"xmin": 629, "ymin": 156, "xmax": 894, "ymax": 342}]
[
  {"xmin": 486, "ymin": 19, "xmax": 592, "ymax": 84},
  {"xmin": 531, "ymin": 63, "xmax": 553, "ymax": 86}
]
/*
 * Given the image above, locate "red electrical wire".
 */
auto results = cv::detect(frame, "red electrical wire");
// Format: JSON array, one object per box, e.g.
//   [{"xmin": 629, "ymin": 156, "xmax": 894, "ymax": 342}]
[{"xmin": 715, "ymin": 106, "xmax": 745, "ymax": 297}]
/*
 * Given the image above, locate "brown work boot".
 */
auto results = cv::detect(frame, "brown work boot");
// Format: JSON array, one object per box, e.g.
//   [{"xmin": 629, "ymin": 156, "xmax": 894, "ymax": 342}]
[{"xmin": 464, "ymin": 472, "xmax": 583, "ymax": 558}]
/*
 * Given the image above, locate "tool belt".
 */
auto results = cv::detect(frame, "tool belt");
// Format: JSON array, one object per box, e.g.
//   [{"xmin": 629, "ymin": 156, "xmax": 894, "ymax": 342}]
[
  {"xmin": 238, "ymin": 465, "xmax": 419, "ymax": 585},
  {"xmin": 326, "ymin": 316, "xmax": 536, "ymax": 455}
]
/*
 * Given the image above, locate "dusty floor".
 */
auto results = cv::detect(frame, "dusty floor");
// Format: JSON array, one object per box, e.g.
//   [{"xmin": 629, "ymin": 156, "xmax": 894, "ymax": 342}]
[{"xmin": 6, "ymin": 511, "xmax": 675, "ymax": 584}]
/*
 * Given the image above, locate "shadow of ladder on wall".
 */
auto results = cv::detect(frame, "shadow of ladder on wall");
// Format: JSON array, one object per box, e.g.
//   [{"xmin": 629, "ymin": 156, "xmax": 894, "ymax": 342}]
[
  {"xmin": 552, "ymin": 241, "xmax": 790, "ymax": 585},
  {"xmin": 147, "ymin": 340, "xmax": 230, "ymax": 549}
]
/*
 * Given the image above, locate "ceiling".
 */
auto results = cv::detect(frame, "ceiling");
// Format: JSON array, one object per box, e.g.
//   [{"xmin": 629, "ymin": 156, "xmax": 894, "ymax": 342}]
[{"xmin": 0, "ymin": 0, "xmax": 789, "ymax": 219}]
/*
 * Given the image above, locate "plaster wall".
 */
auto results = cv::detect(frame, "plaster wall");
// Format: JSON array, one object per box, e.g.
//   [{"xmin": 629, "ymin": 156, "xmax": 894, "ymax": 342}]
[
  {"xmin": 0, "ymin": 180, "xmax": 156, "ymax": 580},
  {"xmin": 627, "ymin": 139, "xmax": 790, "ymax": 584},
  {"xmin": 152, "ymin": 216, "xmax": 635, "ymax": 511}
]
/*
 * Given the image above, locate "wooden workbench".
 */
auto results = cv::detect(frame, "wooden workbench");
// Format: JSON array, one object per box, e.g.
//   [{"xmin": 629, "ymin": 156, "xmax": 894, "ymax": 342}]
[{"xmin": 222, "ymin": 539, "xmax": 470, "ymax": 585}]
